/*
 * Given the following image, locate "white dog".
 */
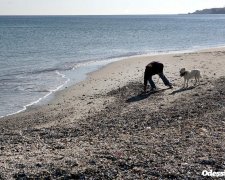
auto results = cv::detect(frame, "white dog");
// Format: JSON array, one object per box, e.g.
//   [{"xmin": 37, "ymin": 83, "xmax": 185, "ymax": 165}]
[{"xmin": 180, "ymin": 68, "xmax": 201, "ymax": 88}]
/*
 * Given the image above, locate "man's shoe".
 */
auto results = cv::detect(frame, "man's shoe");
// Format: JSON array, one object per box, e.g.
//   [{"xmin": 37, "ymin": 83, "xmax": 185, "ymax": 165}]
[
  {"xmin": 168, "ymin": 84, "xmax": 173, "ymax": 89},
  {"xmin": 150, "ymin": 87, "xmax": 157, "ymax": 91}
]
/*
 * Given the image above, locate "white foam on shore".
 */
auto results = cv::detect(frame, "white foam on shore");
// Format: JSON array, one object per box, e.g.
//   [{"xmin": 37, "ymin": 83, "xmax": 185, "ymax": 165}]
[
  {"xmin": 71, "ymin": 44, "xmax": 225, "ymax": 71},
  {"xmin": 72, "ymin": 58, "xmax": 123, "ymax": 70},
  {"xmin": 0, "ymin": 71, "xmax": 70, "ymax": 118}
]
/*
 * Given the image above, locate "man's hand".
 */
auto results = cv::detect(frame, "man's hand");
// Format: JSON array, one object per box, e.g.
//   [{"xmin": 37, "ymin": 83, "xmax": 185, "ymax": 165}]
[{"xmin": 144, "ymin": 85, "xmax": 147, "ymax": 92}]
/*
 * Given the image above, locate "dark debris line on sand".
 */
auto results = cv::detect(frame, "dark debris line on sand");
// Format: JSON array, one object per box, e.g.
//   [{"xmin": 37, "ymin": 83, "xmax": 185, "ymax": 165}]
[{"xmin": 0, "ymin": 77, "xmax": 225, "ymax": 179}]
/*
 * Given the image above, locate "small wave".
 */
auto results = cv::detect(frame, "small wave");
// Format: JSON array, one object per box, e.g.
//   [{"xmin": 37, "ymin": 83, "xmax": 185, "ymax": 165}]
[
  {"xmin": 29, "ymin": 67, "xmax": 73, "ymax": 75},
  {"xmin": 70, "ymin": 51, "xmax": 176, "ymax": 70},
  {"xmin": 30, "ymin": 89, "xmax": 50, "ymax": 93},
  {"xmin": 0, "ymin": 70, "xmax": 70, "ymax": 119},
  {"xmin": 0, "ymin": 71, "xmax": 26, "ymax": 79},
  {"xmin": 71, "ymin": 54, "xmax": 142, "ymax": 70}
]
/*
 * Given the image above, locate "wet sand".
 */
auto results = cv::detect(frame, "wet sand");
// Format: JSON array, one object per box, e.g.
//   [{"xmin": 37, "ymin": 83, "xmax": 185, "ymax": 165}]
[{"xmin": 0, "ymin": 47, "xmax": 225, "ymax": 179}]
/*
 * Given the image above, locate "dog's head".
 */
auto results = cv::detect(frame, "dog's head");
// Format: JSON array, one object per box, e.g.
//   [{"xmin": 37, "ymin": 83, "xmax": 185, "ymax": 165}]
[{"xmin": 180, "ymin": 68, "xmax": 186, "ymax": 77}]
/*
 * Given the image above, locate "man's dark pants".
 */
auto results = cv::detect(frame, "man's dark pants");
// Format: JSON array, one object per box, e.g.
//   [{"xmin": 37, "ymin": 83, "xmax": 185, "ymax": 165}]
[{"xmin": 148, "ymin": 73, "xmax": 171, "ymax": 89}]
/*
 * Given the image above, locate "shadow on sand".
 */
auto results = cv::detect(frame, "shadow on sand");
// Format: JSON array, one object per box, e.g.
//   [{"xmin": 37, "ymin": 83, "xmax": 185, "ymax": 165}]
[
  {"xmin": 126, "ymin": 88, "xmax": 168, "ymax": 103},
  {"xmin": 126, "ymin": 86, "xmax": 197, "ymax": 103},
  {"xmin": 170, "ymin": 86, "xmax": 195, "ymax": 95}
]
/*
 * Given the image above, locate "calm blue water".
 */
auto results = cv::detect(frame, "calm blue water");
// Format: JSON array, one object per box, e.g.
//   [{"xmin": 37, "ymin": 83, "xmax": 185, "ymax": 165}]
[{"xmin": 1, "ymin": 15, "xmax": 225, "ymax": 117}]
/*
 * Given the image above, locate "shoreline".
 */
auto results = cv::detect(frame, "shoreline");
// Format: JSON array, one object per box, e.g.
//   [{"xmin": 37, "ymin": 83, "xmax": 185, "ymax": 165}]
[
  {"xmin": 0, "ymin": 46, "xmax": 224, "ymax": 178},
  {"xmin": 1, "ymin": 45, "xmax": 225, "ymax": 119},
  {"xmin": 0, "ymin": 46, "xmax": 224, "ymax": 125},
  {"xmin": 0, "ymin": 46, "xmax": 225, "ymax": 178}
]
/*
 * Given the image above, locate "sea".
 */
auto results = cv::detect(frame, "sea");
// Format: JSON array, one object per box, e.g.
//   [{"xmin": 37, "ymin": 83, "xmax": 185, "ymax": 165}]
[{"xmin": 1, "ymin": 15, "xmax": 225, "ymax": 118}]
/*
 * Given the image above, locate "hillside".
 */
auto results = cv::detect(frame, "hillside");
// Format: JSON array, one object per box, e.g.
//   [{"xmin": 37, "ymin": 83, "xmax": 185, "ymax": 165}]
[{"xmin": 191, "ymin": 7, "xmax": 225, "ymax": 14}]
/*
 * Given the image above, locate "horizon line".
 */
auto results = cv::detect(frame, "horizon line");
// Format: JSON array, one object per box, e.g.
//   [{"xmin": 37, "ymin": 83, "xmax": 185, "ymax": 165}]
[{"xmin": 0, "ymin": 13, "xmax": 191, "ymax": 16}]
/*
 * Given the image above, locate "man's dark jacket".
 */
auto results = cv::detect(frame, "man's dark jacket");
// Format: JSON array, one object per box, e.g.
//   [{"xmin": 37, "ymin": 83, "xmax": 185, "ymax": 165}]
[{"xmin": 144, "ymin": 61, "xmax": 164, "ymax": 86}]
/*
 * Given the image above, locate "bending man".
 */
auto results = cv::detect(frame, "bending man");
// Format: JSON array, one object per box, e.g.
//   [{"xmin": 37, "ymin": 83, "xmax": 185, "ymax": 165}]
[{"xmin": 144, "ymin": 61, "xmax": 172, "ymax": 92}]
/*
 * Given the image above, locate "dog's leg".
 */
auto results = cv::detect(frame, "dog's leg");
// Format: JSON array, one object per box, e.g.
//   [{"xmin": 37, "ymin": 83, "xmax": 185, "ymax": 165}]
[
  {"xmin": 198, "ymin": 73, "xmax": 201, "ymax": 85},
  {"xmin": 196, "ymin": 74, "xmax": 200, "ymax": 85},
  {"xmin": 183, "ymin": 79, "xmax": 186, "ymax": 88},
  {"xmin": 194, "ymin": 76, "xmax": 197, "ymax": 86},
  {"xmin": 186, "ymin": 79, "xmax": 189, "ymax": 88}
]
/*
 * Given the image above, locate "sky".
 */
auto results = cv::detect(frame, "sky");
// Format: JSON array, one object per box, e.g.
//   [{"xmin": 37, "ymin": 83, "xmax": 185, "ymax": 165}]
[{"xmin": 0, "ymin": 0, "xmax": 225, "ymax": 15}]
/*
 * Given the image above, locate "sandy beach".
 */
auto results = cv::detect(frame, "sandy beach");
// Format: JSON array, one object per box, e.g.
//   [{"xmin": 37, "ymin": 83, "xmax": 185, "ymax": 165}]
[{"xmin": 0, "ymin": 47, "xmax": 225, "ymax": 179}]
